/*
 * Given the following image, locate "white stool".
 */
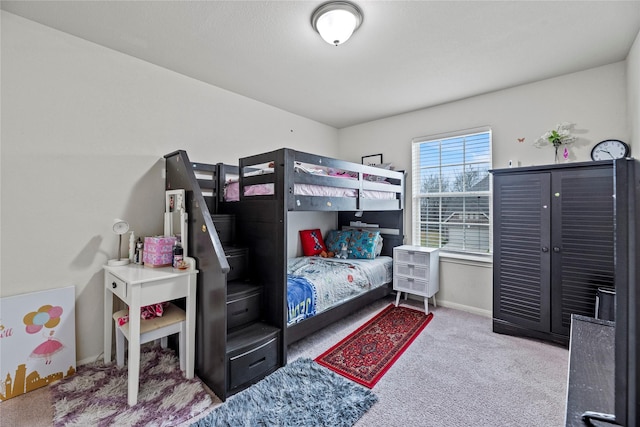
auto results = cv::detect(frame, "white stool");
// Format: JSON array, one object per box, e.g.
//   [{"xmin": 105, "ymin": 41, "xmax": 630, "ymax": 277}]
[{"xmin": 112, "ymin": 302, "xmax": 186, "ymax": 372}]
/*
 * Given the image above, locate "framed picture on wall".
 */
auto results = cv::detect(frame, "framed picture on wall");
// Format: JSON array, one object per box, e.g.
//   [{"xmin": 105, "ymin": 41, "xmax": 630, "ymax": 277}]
[{"xmin": 361, "ymin": 153, "xmax": 383, "ymax": 166}]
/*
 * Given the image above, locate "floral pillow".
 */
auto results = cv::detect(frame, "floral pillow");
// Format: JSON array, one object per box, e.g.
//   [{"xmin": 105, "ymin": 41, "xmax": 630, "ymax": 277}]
[
  {"xmin": 299, "ymin": 229, "xmax": 327, "ymax": 256},
  {"xmin": 348, "ymin": 230, "xmax": 381, "ymax": 259},
  {"xmin": 324, "ymin": 230, "xmax": 352, "ymax": 253}
]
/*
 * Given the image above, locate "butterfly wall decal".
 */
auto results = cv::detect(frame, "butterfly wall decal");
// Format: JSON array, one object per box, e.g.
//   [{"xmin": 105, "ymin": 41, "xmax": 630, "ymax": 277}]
[{"xmin": 517, "ymin": 137, "xmax": 525, "ymax": 143}]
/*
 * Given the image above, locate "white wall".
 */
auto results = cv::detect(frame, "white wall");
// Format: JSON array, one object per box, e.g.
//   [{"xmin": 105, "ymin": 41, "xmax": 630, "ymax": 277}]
[
  {"xmin": 2, "ymin": 10, "xmax": 637, "ymax": 363},
  {"xmin": 0, "ymin": 12, "xmax": 338, "ymax": 362},
  {"xmin": 337, "ymin": 62, "xmax": 629, "ymax": 316}
]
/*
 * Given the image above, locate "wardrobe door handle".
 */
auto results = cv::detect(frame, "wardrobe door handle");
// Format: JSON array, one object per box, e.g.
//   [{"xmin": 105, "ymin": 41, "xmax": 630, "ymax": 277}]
[
  {"xmin": 553, "ymin": 247, "xmax": 561, "ymax": 253},
  {"xmin": 541, "ymin": 247, "xmax": 549, "ymax": 253}
]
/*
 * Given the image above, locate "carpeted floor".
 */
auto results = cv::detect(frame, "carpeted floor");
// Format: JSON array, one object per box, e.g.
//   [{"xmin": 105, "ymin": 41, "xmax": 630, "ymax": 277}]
[
  {"xmin": 1, "ymin": 296, "xmax": 569, "ymax": 427},
  {"xmin": 289, "ymin": 297, "xmax": 569, "ymax": 427}
]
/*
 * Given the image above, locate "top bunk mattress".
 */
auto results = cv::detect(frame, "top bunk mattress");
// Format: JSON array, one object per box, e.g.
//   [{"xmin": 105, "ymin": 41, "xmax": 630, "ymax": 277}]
[
  {"xmin": 224, "ymin": 181, "xmax": 396, "ymax": 201},
  {"xmin": 223, "ymin": 160, "xmax": 400, "ymax": 202}
]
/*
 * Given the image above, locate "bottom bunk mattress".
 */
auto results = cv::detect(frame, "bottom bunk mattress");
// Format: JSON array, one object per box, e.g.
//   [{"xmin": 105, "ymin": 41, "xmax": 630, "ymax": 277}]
[{"xmin": 286, "ymin": 256, "xmax": 393, "ymax": 326}]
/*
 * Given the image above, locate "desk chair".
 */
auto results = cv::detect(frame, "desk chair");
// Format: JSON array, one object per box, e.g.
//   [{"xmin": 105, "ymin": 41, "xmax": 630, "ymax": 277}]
[{"xmin": 112, "ymin": 302, "xmax": 186, "ymax": 372}]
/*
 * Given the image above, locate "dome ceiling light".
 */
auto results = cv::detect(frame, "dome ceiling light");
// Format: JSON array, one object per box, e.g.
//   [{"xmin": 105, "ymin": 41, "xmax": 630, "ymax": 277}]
[{"xmin": 311, "ymin": 1, "xmax": 363, "ymax": 46}]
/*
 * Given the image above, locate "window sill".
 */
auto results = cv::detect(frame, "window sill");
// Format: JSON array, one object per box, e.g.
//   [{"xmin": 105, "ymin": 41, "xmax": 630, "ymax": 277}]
[{"xmin": 439, "ymin": 251, "xmax": 493, "ymax": 266}]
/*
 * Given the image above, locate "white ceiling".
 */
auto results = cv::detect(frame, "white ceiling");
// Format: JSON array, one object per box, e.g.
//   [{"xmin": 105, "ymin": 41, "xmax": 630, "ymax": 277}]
[{"xmin": 3, "ymin": 1, "xmax": 640, "ymax": 129}]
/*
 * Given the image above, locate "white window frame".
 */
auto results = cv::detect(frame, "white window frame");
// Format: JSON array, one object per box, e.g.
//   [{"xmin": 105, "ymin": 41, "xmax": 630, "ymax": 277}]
[{"xmin": 411, "ymin": 126, "xmax": 493, "ymax": 257}]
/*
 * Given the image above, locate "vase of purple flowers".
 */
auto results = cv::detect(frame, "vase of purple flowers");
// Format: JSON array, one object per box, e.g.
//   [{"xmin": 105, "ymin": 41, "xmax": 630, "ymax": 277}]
[{"xmin": 535, "ymin": 122, "xmax": 577, "ymax": 164}]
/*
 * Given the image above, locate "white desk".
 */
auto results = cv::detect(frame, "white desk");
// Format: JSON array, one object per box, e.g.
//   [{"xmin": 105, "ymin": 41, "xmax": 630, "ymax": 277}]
[{"xmin": 103, "ymin": 264, "xmax": 198, "ymax": 406}]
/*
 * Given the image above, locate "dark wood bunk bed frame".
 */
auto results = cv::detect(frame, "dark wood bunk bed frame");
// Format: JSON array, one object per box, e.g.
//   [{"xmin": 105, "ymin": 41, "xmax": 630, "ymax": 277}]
[{"xmin": 164, "ymin": 148, "xmax": 405, "ymax": 401}]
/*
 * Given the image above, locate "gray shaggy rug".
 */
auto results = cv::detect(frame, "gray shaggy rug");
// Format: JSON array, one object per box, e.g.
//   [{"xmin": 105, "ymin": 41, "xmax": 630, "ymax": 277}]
[
  {"xmin": 50, "ymin": 346, "xmax": 213, "ymax": 426},
  {"xmin": 192, "ymin": 358, "xmax": 378, "ymax": 427}
]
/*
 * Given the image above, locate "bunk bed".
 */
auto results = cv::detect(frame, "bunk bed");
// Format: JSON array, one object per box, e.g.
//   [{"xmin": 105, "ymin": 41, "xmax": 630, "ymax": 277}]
[
  {"xmin": 218, "ymin": 148, "xmax": 404, "ymax": 343},
  {"xmin": 164, "ymin": 148, "xmax": 404, "ymax": 401}
]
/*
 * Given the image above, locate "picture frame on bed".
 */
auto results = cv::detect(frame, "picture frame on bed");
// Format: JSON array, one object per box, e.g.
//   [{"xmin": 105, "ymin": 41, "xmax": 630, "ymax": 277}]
[{"xmin": 362, "ymin": 153, "xmax": 383, "ymax": 166}]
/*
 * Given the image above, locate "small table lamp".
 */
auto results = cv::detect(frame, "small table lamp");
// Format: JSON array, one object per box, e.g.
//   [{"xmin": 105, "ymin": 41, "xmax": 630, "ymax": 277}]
[{"xmin": 108, "ymin": 219, "xmax": 130, "ymax": 266}]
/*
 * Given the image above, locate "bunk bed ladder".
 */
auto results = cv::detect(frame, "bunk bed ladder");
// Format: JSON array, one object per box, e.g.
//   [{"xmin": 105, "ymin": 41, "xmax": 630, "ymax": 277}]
[
  {"xmin": 164, "ymin": 150, "xmax": 230, "ymax": 400},
  {"xmin": 165, "ymin": 150, "xmax": 282, "ymax": 401}
]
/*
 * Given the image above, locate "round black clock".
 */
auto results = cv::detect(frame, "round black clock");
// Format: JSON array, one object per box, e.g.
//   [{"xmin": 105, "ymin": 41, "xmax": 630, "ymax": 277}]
[{"xmin": 590, "ymin": 139, "xmax": 630, "ymax": 161}]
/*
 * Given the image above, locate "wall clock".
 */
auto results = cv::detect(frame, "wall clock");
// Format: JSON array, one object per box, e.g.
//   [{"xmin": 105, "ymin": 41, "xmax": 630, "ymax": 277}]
[{"xmin": 590, "ymin": 139, "xmax": 630, "ymax": 161}]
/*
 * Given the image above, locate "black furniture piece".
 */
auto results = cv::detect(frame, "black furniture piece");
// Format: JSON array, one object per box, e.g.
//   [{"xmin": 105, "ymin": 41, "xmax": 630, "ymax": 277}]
[
  {"xmin": 215, "ymin": 215, "xmax": 281, "ymax": 396},
  {"xmin": 611, "ymin": 158, "xmax": 640, "ymax": 426},
  {"xmin": 492, "ymin": 161, "xmax": 615, "ymax": 345},
  {"xmin": 565, "ymin": 315, "xmax": 615, "ymax": 426},
  {"xmin": 220, "ymin": 148, "xmax": 405, "ymax": 351},
  {"xmin": 164, "ymin": 148, "xmax": 405, "ymax": 401},
  {"xmin": 565, "ymin": 158, "xmax": 640, "ymax": 426},
  {"xmin": 165, "ymin": 152, "xmax": 280, "ymax": 401}
]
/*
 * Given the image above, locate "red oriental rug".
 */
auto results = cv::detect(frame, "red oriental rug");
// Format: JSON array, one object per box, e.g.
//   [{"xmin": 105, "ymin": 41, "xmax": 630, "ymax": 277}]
[{"xmin": 315, "ymin": 303, "xmax": 434, "ymax": 388}]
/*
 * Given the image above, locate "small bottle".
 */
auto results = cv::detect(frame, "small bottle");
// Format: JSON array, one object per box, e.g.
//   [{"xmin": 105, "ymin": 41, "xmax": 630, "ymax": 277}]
[
  {"xmin": 173, "ymin": 241, "xmax": 184, "ymax": 268},
  {"xmin": 129, "ymin": 231, "xmax": 136, "ymax": 262},
  {"xmin": 135, "ymin": 238, "xmax": 144, "ymax": 265}
]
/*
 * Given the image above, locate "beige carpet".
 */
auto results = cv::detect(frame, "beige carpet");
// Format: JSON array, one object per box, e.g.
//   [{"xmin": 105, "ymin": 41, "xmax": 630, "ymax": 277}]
[
  {"xmin": 288, "ymin": 297, "xmax": 569, "ymax": 427},
  {"xmin": 0, "ymin": 386, "xmax": 52, "ymax": 427},
  {"xmin": 0, "ymin": 296, "xmax": 568, "ymax": 427}
]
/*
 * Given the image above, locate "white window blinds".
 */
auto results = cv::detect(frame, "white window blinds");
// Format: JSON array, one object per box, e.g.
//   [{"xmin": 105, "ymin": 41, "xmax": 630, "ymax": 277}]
[{"xmin": 411, "ymin": 128, "xmax": 492, "ymax": 255}]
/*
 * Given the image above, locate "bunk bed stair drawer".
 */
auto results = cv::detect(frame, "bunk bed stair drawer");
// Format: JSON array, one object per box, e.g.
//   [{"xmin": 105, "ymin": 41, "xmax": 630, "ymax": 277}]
[
  {"xmin": 212, "ymin": 214, "xmax": 236, "ymax": 245},
  {"xmin": 224, "ymin": 247, "xmax": 249, "ymax": 281},
  {"xmin": 227, "ymin": 323, "xmax": 280, "ymax": 391},
  {"xmin": 227, "ymin": 282, "xmax": 261, "ymax": 330}
]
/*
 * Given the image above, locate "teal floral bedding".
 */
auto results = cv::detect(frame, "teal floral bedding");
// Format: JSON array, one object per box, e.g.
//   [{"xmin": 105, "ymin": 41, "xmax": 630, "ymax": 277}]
[{"xmin": 286, "ymin": 256, "xmax": 392, "ymax": 325}]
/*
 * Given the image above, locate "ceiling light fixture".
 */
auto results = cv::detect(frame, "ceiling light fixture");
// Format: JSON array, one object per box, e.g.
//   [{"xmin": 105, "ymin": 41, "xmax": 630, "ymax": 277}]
[{"xmin": 311, "ymin": 1, "xmax": 363, "ymax": 46}]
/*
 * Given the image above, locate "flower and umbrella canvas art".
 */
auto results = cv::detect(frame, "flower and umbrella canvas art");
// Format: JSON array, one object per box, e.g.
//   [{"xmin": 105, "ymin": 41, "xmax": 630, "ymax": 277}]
[{"xmin": 0, "ymin": 286, "xmax": 76, "ymax": 401}]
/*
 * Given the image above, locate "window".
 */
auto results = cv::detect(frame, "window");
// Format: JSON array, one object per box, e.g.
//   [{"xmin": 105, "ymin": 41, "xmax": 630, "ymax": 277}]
[{"xmin": 412, "ymin": 128, "xmax": 492, "ymax": 255}]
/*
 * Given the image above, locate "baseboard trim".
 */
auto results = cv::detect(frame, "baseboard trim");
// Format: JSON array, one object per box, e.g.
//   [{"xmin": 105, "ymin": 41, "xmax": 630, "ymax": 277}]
[
  {"xmin": 77, "ymin": 354, "xmax": 104, "ymax": 366},
  {"xmin": 437, "ymin": 300, "xmax": 492, "ymax": 318},
  {"xmin": 399, "ymin": 292, "xmax": 491, "ymax": 318}
]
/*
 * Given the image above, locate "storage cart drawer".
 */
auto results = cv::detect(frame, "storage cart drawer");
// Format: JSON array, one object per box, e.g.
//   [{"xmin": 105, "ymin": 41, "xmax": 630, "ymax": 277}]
[
  {"xmin": 395, "ymin": 276, "xmax": 430, "ymax": 296},
  {"xmin": 395, "ymin": 249, "xmax": 430, "ymax": 265},
  {"xmin": 395, "ymin": 263, "xmax": 430, "ymax": 280},
  {"xmin": 228, "ymin": 336, "xmax": 279, "ymax": 390}
]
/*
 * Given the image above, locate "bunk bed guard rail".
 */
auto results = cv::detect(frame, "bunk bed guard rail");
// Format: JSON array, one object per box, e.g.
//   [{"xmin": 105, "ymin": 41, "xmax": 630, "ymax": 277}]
[{"xmin": 236, "ymin": 148, "xmax": 404, "ymax": 211}]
